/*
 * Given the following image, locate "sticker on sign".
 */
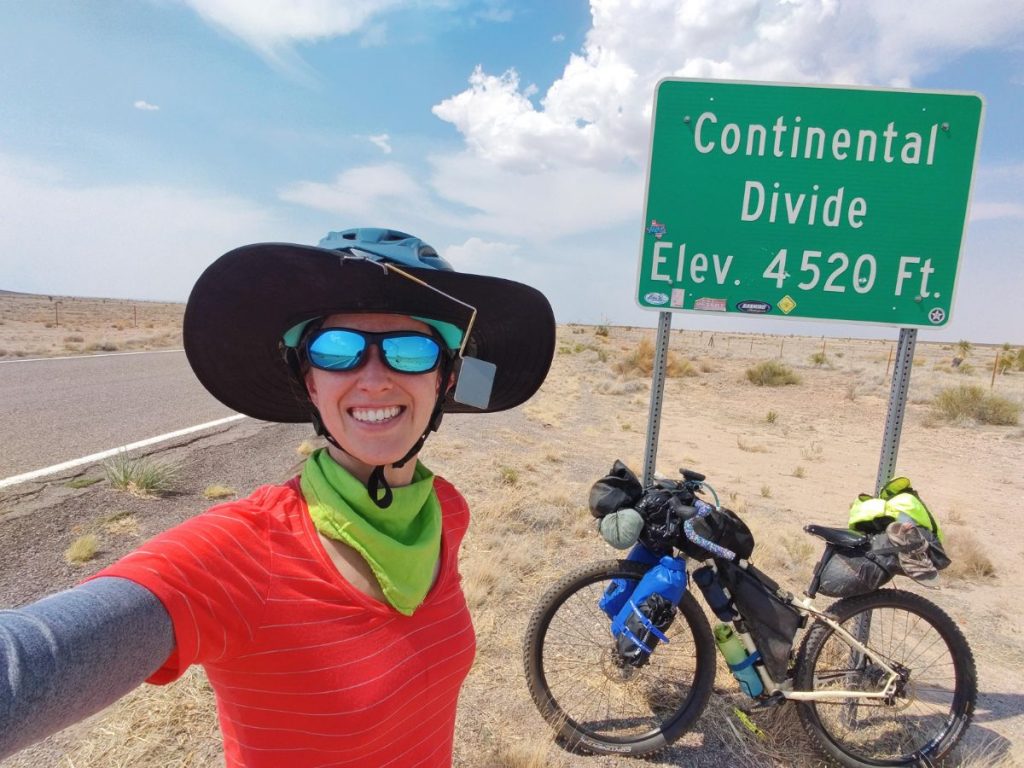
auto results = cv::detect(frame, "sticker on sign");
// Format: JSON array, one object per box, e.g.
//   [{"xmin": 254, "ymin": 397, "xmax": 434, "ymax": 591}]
[{"xmin": 635, "ymin": 79, "xmax": 984, "ymax": 328}]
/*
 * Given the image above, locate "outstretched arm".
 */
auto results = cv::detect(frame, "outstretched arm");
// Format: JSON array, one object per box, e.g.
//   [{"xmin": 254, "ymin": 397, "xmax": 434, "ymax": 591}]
[{"xmin": 0, "ymin": 576, "xmax": 174, "ymax": 760}]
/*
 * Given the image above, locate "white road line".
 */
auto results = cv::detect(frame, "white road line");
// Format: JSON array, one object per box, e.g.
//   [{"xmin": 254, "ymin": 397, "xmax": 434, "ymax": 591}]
[
  {"xmin": 0, "ymin": 414, "xmax": 247, "ymax": 490},
  {"xmin": 0, "ymin": 349, "xmax": 184, "ymax": 364}
]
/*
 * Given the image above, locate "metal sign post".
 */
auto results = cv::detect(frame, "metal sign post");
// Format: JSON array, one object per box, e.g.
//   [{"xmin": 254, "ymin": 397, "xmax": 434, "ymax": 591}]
[
  {"xmin": 876, "ymin": 328, "xmax": 917, "ymax": 493},
  {"xmin": 642, "ymin": 312, "xmax": 673, "ymax": 486}
]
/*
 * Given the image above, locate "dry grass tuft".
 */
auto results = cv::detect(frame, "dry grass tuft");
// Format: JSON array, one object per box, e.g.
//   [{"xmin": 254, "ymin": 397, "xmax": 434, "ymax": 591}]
[
  {"xmin": 745, "ymin": 360, "xmax": 800, "ymax": 387},
  {"xmin": 65, "ymin": 534, "xmax": 100, "ymax": 564},
  {"xmin": 614, "ymin": 336, "xmax": 697, "ymax": 378},
  {"xmin": 946, "ymin": 532, "xmax": 997, "ymax": 579},
  {"xmin": 800, "ymin": 442, "xmax": 824, "ymax": 462},
  {"xmin": 102, "ymin": 511, "xmax": 140, "ymax": 536},
  {"xmin": 202, "ymin": 484, "xmax": 237, "ymax": 500},
  {"xmin": 737, "ymin": 436, "xmax": 769, "ymax": 453},
  {"xmin": 487, "ymin": 734, "xmax": 570, "ymax": 768},
  {"xmin": 296, "ymin": 439, "xmax": 319, "ymax": 456},
  {"xmin": 932, "ymin": 385, "xmax": 1020, "ymax": 426},
  {"xmin": 596, "ymin": 377, "xmax": 648, "ymax": 396}
]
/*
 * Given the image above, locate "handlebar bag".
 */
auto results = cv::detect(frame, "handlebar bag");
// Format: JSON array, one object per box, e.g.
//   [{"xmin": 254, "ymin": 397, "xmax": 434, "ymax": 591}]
[
  {"xmin": 677, "ymin": 506, "xmax": 755, "ymax": 561},
  {"xmin": 588, "ymin": 460, "xmax": 643, "ymax": 518}
]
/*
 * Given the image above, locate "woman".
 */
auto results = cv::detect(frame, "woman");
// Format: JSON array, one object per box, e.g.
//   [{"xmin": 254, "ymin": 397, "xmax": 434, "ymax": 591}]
[{"xmin": 0, "ymin": 228, "xmax": 556, "ymax": 767}]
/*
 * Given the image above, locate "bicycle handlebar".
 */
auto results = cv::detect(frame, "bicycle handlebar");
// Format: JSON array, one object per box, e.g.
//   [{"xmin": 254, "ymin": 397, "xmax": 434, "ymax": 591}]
[{"xmin": 682, "ymin": 498, "xmax": 738, "ymax": 562}]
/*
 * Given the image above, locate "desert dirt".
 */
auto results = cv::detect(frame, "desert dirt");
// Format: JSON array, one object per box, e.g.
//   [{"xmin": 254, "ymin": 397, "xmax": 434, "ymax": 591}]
[{"xmin": 1, "ymin": 291, "xmax": 1022, "ymax": 767}]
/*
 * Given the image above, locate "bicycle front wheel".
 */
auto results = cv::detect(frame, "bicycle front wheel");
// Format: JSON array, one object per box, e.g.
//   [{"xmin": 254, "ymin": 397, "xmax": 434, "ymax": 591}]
[
  {"xmin": 523, "ymin": 560, "xmax": 716, "ymax": 757},
  {"xmin": 794, "ymin": 588, "xmax": 977, "ymax": 767}
]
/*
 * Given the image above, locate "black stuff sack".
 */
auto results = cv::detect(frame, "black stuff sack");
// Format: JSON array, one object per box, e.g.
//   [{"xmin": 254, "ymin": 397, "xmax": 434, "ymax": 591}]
[
  {"xmin": 817, "ymin": 528, "xmax": 950, "ymax": 598},
  {"xmin": 589, "ymin": 460, "xmax": 643, "ymax": 518},
  {"xmin": 816, "ymin": 533, "xmax": 894, "ymax": 598}
]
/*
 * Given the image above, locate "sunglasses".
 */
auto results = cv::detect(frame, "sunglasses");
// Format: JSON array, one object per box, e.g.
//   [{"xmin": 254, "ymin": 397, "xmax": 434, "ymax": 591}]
[{"xmin": 305, "ymin": 328, "xmax": 443, "ymax": 374}]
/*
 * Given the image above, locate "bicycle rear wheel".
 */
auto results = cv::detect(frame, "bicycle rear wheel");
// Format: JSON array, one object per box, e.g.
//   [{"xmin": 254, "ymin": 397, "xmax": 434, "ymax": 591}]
[
  {"xmin": 523, "ymin": 560, "xmax": 715, "ymax": 757},
  {"xmin": 795, "ymin": 589, "xmax": 976, "ymax": 767}
]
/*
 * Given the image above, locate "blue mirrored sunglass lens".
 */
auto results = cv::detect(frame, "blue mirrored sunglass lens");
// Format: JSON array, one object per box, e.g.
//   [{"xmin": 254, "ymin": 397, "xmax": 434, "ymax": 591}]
[
  {"xmin": 382, "ymin": 336, "xmax": 441, "ymax": 372},
  {"xmin": 308, "ymin": 330, "xmax": 365, "ymax": 370}
]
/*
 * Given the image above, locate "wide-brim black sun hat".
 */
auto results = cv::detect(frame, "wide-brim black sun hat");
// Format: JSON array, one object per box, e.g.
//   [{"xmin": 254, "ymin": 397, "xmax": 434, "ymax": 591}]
[{"xmin": 183, "ymin": 241, "xmax": 556, "ymax": 423}]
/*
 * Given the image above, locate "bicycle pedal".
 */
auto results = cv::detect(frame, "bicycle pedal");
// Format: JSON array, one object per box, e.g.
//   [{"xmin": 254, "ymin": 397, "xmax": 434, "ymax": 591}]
[{"xmin": 750, "ymin": 691, "xmax": 786, "ymax": 710}]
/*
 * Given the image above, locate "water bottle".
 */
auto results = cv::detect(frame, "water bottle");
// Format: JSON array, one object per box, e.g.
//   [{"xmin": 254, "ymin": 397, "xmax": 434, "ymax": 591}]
[
  {"xmin": 692, "ymin": 566, "xmax": 738, "ymax": 621},
  {"xmin": 599, "ymin": 543, "xmax": 660, "ymax": 618},
  {"xmin": 611, "ymin": 557, "xmax": 687, "ymax": 666},
  {"xmin": 713, "ymin": 623, "xmax": 765, "ymax": 697}
]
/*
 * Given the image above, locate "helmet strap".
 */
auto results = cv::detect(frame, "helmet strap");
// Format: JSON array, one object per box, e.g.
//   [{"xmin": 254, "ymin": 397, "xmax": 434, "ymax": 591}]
[
  {"xmin": 290, "ymin": 345, "xmax": 455, "ymax": 510},
  {"xmin": 369, "ymin": 353, "xmax": 453, "ymax": 508}
]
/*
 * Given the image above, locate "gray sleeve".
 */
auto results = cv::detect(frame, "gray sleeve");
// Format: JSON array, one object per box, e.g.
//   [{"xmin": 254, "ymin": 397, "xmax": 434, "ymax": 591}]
[{"xmin": 0, "ymin": 576, "xmax": 174, "ymax": 761}]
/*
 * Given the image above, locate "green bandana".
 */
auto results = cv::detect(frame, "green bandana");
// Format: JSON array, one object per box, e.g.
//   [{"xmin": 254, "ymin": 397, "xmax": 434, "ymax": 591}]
[{"xmin": 300, "ymin": 449, "xmax": 441, "ymax": 616}]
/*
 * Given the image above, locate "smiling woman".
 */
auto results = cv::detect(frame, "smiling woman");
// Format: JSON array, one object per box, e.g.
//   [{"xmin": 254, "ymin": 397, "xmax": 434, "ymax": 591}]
[{"xmin": 0, "ymin": 227, "xmax": 556, "ymax": 768}]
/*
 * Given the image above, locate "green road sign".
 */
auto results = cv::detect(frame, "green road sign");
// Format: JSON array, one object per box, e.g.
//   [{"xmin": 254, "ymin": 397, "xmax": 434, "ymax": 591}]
[{"xmin": 636, "ymin": 80, "xmax": 984, "ymax": 327}]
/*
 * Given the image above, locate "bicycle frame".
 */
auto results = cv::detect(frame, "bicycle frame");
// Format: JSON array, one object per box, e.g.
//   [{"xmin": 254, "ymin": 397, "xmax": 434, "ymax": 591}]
[
  {"xmin": 770, "ymin": 596, "xmax": 903, "ymax": 703},
  {"xmin": 615, "ymin": 475, "xmax": 907, "ymax": 706}
]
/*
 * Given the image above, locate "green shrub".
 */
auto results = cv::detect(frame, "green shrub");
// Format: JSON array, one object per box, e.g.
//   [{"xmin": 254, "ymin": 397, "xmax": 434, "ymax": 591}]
[
  {"xmin": 932, "ymin": 385, "xmax": 1020, "ymax": 426},
  {"xmin": 808, "ymin": 351, "xmax": 829, "ymax": 367},
  {"xmin": 745, "ymin": 360, "xmax": 800, "ymax": 387}
]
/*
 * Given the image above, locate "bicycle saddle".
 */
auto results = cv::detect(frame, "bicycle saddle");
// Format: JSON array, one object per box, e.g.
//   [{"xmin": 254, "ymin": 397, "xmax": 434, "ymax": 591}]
[{"xmin": 803, "ymin": 525, "xmax": 869, "ymax": 548}]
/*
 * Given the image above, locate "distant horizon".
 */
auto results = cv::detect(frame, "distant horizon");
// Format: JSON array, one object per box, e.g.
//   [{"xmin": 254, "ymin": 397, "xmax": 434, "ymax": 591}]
[{"xmin": 3, "ymin": 287, "xmax": 1017, "ymax": 348}]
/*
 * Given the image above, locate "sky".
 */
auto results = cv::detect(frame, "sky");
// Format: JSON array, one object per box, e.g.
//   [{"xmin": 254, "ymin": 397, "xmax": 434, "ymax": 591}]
[{"xmin": 1, "ymin": 0, "xmax": 1022, "ymax": 344}]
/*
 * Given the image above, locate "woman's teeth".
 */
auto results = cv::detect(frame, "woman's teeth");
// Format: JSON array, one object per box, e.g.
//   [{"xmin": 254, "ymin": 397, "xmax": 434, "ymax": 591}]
[{"xmin": 350, "ymin": 406, "xmax": 402, "ymax": 424}]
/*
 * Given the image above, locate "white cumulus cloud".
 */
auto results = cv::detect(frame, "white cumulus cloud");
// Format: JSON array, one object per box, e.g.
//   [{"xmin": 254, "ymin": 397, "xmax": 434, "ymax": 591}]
[
  {"xmin": 133, "ymin": 100, "xmax": 160, "ymax": 111},
  {"xmin": 433, "ymin": 0, "xmax": 1024, "ymax": 174}
]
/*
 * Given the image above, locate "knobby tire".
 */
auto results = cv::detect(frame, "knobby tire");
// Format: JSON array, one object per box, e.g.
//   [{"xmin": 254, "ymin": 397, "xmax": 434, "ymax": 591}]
[
  {"xmin": 523, "ymin": 560, "xmax": 716, "ymax": 757},
  {"xmin": 794, "ymin": 588, "xmax": 976, "ymax": 768}
]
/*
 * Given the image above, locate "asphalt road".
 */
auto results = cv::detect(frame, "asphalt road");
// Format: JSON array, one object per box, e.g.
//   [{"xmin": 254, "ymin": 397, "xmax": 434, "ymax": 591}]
[{"xmin": 0, "ymin": 351, "xmax": 239, "ymax": 481}]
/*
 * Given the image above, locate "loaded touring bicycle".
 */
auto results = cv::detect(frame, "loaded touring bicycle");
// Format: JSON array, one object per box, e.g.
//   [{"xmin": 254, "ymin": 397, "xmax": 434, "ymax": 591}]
[{"xmin": 524, "ymin": 463, "xmax": 975, "ymax": 768}]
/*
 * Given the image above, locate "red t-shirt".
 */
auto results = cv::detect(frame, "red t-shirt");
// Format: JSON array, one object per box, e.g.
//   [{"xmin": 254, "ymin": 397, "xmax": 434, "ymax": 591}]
[{"xmin": 95, "ymin": 476, "xmax": 476, "ymax": 768}]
